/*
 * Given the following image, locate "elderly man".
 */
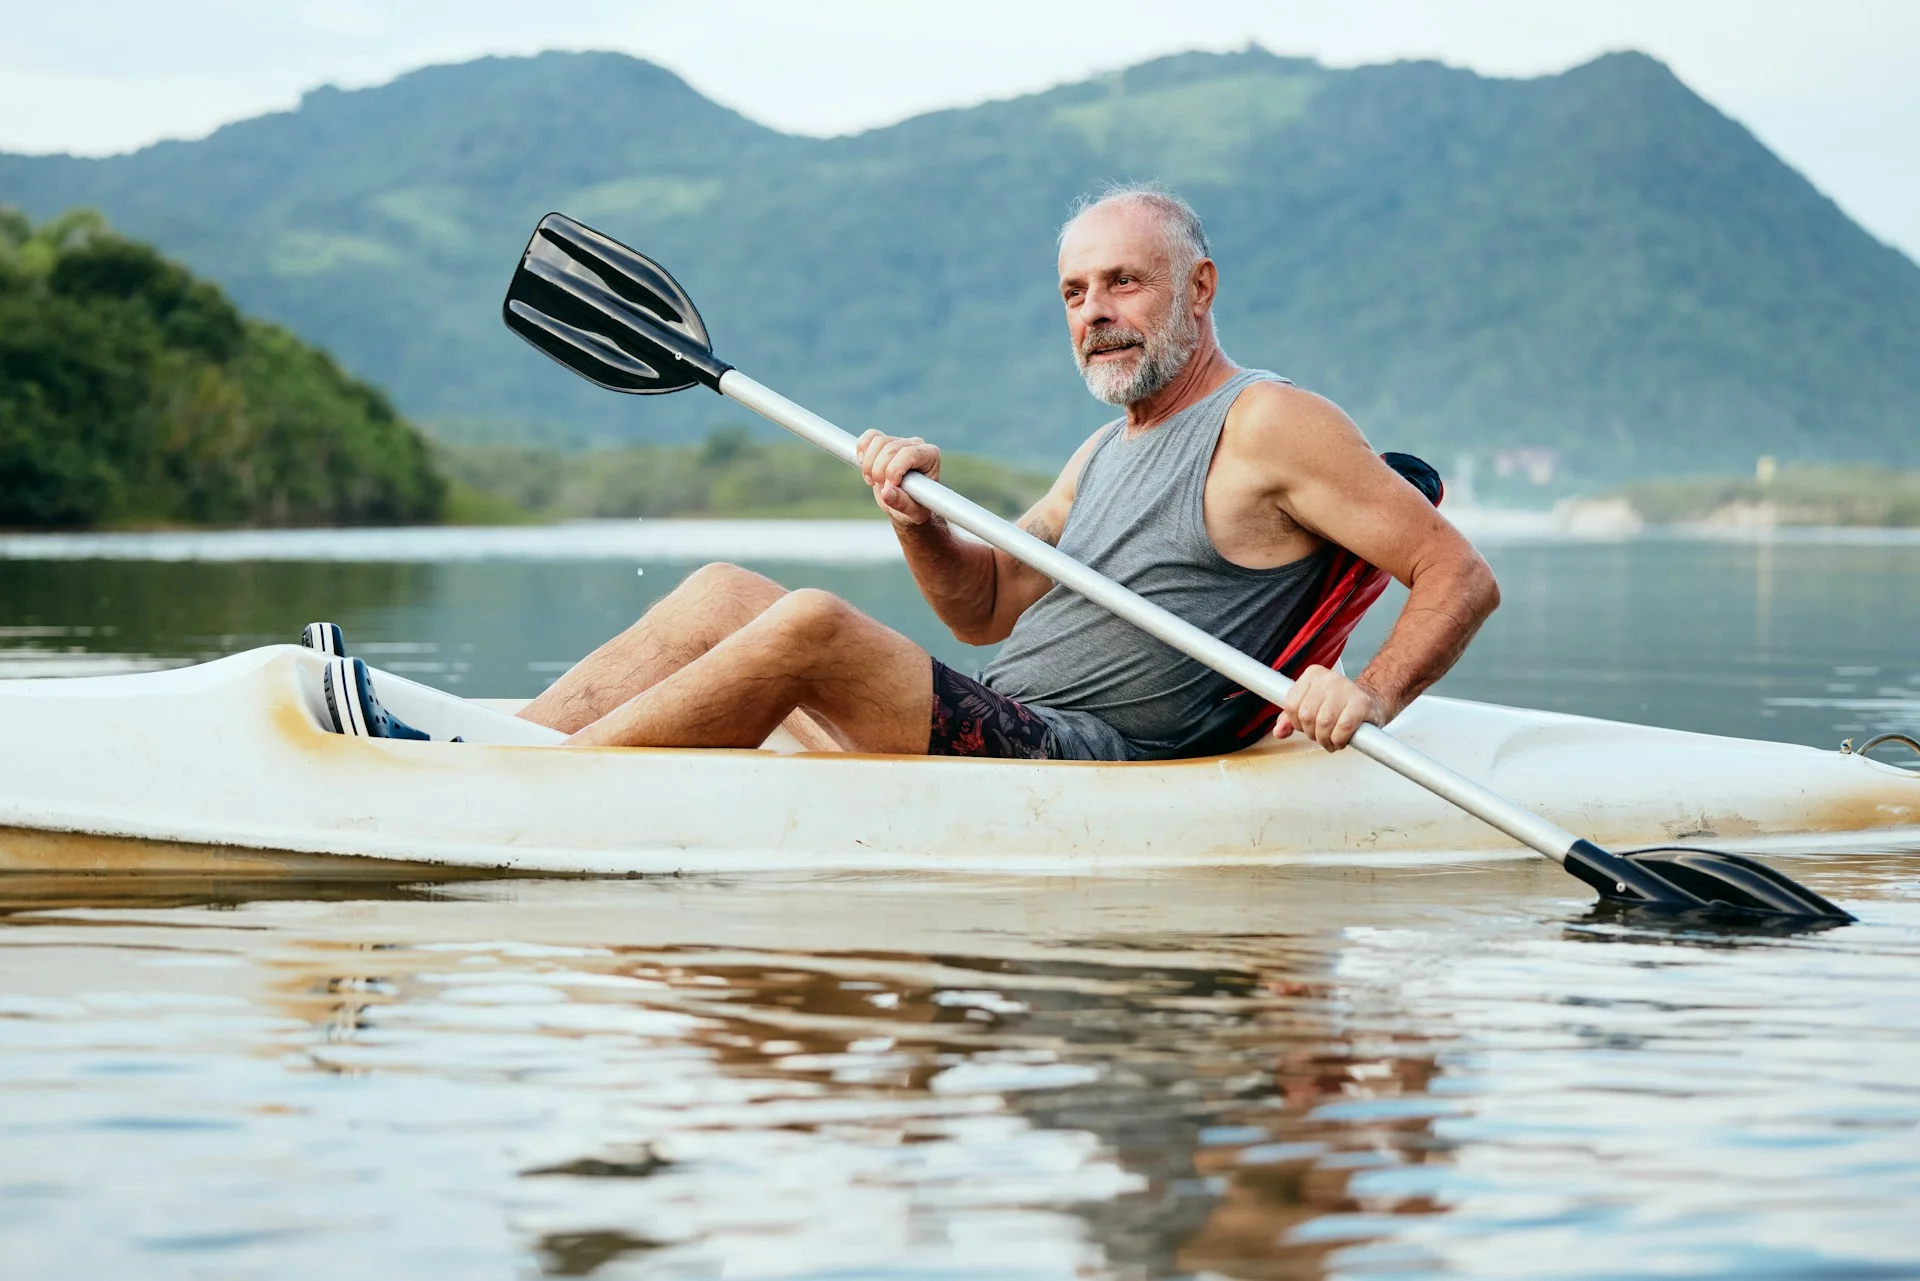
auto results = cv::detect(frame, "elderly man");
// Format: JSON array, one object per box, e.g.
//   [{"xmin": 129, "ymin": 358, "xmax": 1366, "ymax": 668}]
[{"xmin": 499, "ymin": 185, "xmax": 1498, "ymax": 758}]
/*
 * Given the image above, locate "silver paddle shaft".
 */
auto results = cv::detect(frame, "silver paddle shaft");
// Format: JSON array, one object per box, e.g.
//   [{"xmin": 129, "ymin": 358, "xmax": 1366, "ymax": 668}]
[{"xmin": 719, "ymin": 370, "xmax": 1582, "ymax": 865}]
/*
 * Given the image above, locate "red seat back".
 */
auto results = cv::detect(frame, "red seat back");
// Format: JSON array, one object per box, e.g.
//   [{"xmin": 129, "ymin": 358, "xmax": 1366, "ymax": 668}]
[{"xmin": 1166, "ymin": 451, "xmax": 1442, "ymax": 758}]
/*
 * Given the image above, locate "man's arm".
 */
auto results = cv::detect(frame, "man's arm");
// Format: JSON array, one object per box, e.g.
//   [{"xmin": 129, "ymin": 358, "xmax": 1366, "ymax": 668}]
[
  {"xmin": 1225, "ymin": 384, "xmax": 1500, "ymax": 750},
  {"xmin": 856, "ymin": 428, "xmax": 1104, "ymax": 645}
]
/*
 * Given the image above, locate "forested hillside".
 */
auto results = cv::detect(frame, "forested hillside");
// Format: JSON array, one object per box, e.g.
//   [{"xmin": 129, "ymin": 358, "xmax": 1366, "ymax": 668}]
[
  {"xmin": 0, "ymin": 210, "xmax": 444, "ymax": 527},
  {"xmin": 3, "ymin": 47, "xmax": 1915, "ymax": 478}
]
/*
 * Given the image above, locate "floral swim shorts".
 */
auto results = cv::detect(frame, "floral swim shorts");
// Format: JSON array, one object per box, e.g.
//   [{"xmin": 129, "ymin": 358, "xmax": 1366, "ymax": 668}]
[{"xmin": 927, "ymin": 659, "xmax": 1054, "ymax": 760}]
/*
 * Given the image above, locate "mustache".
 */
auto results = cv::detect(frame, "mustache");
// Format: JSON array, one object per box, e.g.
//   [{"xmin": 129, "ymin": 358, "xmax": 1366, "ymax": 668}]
[{"xmin": 1078, "ymin": 327, "xmax": 1147, "ymax": 360}]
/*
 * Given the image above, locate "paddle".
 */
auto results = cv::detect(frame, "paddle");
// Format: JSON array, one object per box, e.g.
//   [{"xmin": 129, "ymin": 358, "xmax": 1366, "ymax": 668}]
[{"xmin": 502, "ymin": 212, "xmax": 1853, "ymax": 926}]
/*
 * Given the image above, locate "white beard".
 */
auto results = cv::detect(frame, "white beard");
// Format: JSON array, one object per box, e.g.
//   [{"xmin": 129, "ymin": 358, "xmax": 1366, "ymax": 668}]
[{"xmin": 1075, "ymin": 296, "xmax": 1202, "ymax": 407}]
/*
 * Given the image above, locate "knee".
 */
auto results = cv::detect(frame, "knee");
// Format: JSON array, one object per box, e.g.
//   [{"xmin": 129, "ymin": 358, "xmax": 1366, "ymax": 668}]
[
  {"xmin": 673, "ymin": 561, "xmax": 782, "ymax": 607},
  {"xmin": 681, "ymin": 561, "xmax": 756, "ymax": 593},
  {"xmin": 760, "ymin": 588, "xmax": 858, "ymax": 650}
]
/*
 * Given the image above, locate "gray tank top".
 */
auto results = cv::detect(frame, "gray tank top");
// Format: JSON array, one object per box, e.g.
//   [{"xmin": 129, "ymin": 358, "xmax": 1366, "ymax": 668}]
[{"xmin": 983, "ymin": 369, "xmax": 1331, "ymax": 761}]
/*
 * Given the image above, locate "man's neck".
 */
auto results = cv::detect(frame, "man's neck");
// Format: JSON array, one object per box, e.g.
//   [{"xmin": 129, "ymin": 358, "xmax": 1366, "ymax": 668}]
[{"xmin": 1122, "ymin": 342, "xmax": 1237, "ymax": 436}]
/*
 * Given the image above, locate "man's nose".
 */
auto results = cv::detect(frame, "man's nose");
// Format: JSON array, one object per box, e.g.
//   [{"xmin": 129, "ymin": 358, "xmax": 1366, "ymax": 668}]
[{"xmin": 1078, "ymin": 282, "xmax": 1118, "ymax": 325}]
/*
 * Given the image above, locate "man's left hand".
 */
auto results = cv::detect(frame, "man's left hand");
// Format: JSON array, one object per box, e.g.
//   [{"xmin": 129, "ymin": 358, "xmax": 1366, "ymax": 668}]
[{"xmin": 1274, "ymin": 665, "xmax": 1391, "ymax": 752}]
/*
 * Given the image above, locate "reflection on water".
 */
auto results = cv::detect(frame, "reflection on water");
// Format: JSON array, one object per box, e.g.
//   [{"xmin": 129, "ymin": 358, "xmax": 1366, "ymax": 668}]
[
  {"xmin": 0, "ymin": 560, "xmax": 443, "ymax": 678},
  {"xmin": 2, "ymin": 860, "xmax": 1917, "ymax": 1278}
]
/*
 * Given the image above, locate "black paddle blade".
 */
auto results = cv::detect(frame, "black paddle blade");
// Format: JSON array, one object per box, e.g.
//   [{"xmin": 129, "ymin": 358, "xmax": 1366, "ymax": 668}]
[
  {"xmin": 503, "ymin": 212, "xmax": 731, "ymax": 394},
  {"xmin": 1563, "ymin": 838, "xmax": 1854, "ymax": 923},
  {"xmin": 1623, "ymin": 847, "xmax": 1855, "ymax": 921}
]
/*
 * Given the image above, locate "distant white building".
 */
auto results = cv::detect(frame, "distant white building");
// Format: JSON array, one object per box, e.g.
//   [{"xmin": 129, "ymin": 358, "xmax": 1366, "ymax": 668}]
[{"xmin": 1492, "ymin": 448, "xmax": 1559, "ymax": 486}]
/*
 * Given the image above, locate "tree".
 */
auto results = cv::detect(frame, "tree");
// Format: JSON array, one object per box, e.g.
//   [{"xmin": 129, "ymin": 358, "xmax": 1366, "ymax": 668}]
[{"xmin": 0, "ymin": 207, "xmax": 444, "ymax": 528}]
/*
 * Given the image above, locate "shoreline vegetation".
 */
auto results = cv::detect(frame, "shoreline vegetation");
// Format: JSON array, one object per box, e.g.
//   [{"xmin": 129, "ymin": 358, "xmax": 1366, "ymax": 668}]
[
  {"xmin": 1597, "ymin": 465, "xmax": 1920, "ymax": 529},
  {"xmin": 438, "ymin": 427, "xmax": 1050, "ymax": 524}
]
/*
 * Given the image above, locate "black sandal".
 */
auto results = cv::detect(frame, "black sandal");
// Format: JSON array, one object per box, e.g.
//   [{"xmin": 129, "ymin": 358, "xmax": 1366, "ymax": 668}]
[
  {"xmin": 300, "ymin": 622, "xmax": 346, "ymax": 657},
  {"xmin": 321, "ymin": 656, "xmax": 430, "ymax": 741}
]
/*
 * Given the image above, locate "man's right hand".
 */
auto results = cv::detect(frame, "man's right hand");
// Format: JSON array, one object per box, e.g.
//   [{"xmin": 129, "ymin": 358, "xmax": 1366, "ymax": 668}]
[{"xmin": 856, "ymin": 430, "xmax": 941, "ymax": 526}]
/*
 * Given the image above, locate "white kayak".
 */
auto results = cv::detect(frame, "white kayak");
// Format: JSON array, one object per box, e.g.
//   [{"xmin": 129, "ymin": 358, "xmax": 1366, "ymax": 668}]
[{"xmin": 1, "ymin": 644, "xmax": 1916, "ymax": 875}]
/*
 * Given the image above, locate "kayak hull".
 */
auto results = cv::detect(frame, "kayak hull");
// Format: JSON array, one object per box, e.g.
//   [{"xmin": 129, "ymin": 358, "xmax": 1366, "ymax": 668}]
[{"xmin": 1, "ymin": 646, "xmax": 1915, "ymax": 874}]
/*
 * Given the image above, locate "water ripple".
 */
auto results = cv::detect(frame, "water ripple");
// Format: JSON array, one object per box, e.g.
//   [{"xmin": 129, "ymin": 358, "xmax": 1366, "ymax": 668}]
[{"xmin": 0, "ymin": 862, "xmax": 1915, "ymax": 1278}]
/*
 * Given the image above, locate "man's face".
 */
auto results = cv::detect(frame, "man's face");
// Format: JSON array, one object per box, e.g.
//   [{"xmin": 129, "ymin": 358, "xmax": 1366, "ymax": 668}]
[{"xmin": 1058, "ymin": 204, "xmax": 1202, "ymax": 407}]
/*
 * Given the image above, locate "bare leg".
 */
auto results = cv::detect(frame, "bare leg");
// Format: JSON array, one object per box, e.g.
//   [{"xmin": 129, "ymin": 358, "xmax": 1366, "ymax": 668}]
[
  {"xmin": 520, "ymin": 562, "xmax": 787, "ymax": 733},
  {"xmin": 778, "ymin": 708, "xmax": 844, "ymax": 752},
  {"xmin": 567, "ymin": 589, "xmax": 934, "ymax": 754}
]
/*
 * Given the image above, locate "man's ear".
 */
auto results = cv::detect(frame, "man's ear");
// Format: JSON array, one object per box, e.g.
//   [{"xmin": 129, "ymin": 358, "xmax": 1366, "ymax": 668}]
[{"xmin": 1191, "ymin": 259, "xmax": 1218, "ymax": 313}]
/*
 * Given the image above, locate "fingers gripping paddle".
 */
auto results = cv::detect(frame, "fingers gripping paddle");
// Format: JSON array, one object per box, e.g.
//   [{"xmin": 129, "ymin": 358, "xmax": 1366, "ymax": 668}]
[{"xmin": 503, "ymin": 212, "xmax": 1853, "ymax": 926}]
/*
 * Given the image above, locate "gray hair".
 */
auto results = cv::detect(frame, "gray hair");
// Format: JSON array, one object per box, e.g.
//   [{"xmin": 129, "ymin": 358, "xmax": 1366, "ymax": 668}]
[{"xmin": 1059, "ymin": 182, "xmax": 1211, "ymax": 276}]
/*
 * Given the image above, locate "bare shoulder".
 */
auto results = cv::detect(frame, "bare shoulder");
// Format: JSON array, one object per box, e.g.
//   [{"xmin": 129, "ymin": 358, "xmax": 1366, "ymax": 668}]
[
  {"xmin": 1225, "ymin": 381, "xmax": 1374, "ymax": 457},
  {"xmin": 1224, "ymin": 383, "xmax": 1451, "ymax": 562}
]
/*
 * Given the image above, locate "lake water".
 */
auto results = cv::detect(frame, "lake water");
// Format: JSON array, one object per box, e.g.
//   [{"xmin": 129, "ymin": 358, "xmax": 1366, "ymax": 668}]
[{"xmin": 2, "ymin": 521, "xmax": 1918, "ymax": 1279}]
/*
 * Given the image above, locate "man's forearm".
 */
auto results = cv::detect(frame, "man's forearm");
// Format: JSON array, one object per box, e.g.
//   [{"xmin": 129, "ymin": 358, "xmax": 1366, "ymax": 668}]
[
  {"xmin": 895, "ymin": 517, "xmax": 1001, "ymax": 641},
  {"xmin": 1355, "ymin": 558, "xmax": 1500, "ymax": 718}
]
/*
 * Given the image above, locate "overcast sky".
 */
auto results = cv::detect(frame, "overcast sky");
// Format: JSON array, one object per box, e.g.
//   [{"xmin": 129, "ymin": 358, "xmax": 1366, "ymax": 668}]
[{"xmin": 4, "ymin": 1, "xmax": 1916, "ymax": 259}]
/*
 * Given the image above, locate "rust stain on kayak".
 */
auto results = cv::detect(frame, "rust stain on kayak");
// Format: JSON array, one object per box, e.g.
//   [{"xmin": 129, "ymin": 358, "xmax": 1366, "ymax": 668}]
[
  {"xmin": 0, "ymin": 824, "xmax": 462, "ymax": 877},
  {"xmin": 1777, "ymin": 787, "xmax": 1920, "ymax": 835}
]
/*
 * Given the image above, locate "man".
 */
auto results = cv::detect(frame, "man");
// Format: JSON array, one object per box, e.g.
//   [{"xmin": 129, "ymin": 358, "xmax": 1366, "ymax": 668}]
[{"xmin": 504, "ymin": 186, "xmax": 1498, "ymax": 757}]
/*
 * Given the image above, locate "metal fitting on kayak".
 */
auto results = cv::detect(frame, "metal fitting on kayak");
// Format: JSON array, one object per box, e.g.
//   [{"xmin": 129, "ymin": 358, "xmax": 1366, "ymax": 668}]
[{"xmin": 1840, "ymin": 732, "xmax": 1920, "ymax": 767}]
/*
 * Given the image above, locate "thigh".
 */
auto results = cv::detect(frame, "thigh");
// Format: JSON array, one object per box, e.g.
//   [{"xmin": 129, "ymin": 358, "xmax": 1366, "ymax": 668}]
[
  {"xmin": 926, "ymin": 660, "xmax": 1053, "ymax": 760},
  {"xmin": 770, "ymin": 591, "xmax": 936, "ymax": 755}
]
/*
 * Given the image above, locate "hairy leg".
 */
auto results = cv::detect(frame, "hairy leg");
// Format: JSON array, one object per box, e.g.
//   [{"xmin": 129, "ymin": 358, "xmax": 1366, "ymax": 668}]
[
  {"xmin": 519, "ymin": 562, "xmax": 787, "ymax": 734},
  {"xmin": 566, "ymin": 589, "xmax": 934, "ymax": 753}
]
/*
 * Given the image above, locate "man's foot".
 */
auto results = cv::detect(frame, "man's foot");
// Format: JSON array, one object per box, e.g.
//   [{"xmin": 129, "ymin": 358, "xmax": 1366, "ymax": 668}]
[
  {"xmin": 322, "ymin": 656, "xmax": 431, "ymax": 741},
  {"xmin": 301, "ymin": 622, "xmax": 346, "ymax": 656}
]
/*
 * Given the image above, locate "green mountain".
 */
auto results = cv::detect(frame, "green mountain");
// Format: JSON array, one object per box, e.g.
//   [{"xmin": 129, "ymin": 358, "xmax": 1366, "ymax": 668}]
[
  {"xmin": 4, "ymin": 47, "xmax": 1916, "ymax": 478},
  {"xmin": 0, "ymin": 210, "xmax": 443, "ymax": 527}
]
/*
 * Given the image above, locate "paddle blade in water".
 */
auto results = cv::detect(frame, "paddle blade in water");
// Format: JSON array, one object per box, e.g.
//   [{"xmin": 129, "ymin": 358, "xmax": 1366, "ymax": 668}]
[
  {"xmin": 1560, "ymin": 838, "xmax": 1853, "ymax": 923},
  {"xmin": 503, "ymin": 212, "xmax": 731, "ymax": 394},
  {"xmin": 1622, "ymin": 847, "xmax": 1855, "ymax": 921}
]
